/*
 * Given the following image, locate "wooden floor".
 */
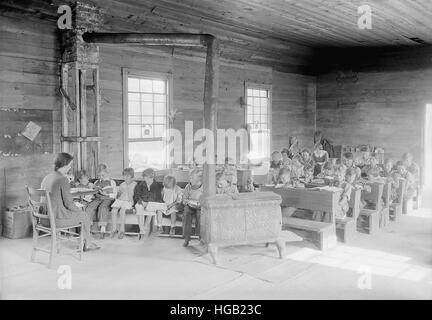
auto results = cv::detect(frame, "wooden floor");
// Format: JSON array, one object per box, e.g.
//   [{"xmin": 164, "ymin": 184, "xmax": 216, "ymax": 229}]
[{"xmin": 1, "ymin": 208, "xmax": 432, "ymax": 300}]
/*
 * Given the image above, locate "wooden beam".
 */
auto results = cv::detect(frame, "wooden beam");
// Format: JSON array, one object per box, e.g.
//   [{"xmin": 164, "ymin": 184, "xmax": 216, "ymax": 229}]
[
  {"xmin": 82, "ymin": 32, "xmax": 210, "ymax": 47},
  {"xmin": 202, "ymin": 35, "xmax": 219, "ymax": 197}
]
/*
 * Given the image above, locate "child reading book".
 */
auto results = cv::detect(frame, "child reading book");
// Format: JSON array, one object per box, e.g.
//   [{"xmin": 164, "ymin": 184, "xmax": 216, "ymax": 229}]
[
  {"xmin": 110, "ymin": 168, "xmax": 137, "ymax": 239},
  {"xmin": 86, "ymin": 164, "xmax": 117, "ymax": 238},
  {"xmin": 160, "ymin": 175, "xmax": 183, "ymax": 236},
  {"xmin": 133, "ymin": 168, "xmax": 164, "ymax": 238},
  {"xmin": 182, "ymin": 169, "xmax": 203, "ymax": 247}
]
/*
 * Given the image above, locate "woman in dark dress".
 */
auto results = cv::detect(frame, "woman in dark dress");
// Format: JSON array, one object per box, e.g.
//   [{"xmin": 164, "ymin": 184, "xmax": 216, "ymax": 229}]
[{"xmin": 41, "ymin": 152, "xmax": 99, "ymax": 251}]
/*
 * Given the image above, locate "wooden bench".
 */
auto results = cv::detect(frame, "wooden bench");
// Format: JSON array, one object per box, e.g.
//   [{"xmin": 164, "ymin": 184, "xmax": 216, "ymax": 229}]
[
  {"xmin": 305, "ymin": 182, "xmax": 361, "ymax": 243},
  {"xmin": 390, "ymin": 179, "xmax": 406, "ymax": 221},
  {"xmin": 358, "ymin": 182, "xmax": 384, "ymax": 235},
  {"xmin": 261, "ymin": 185, "xmax": 340, "ymax": 250},
  {"xmin": 283, "ymin": 216, "xmax": 337, "ymax": 251}
]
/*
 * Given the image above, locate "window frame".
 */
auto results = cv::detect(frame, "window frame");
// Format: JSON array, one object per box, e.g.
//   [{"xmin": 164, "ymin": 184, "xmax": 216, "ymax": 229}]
[
  {"xmin": 122, "ymin": 68, "xmax": 174, "ymax": 171},
  {"xmin": 244, "ymin": 82, "xmax": 272, "ymax": 160}
]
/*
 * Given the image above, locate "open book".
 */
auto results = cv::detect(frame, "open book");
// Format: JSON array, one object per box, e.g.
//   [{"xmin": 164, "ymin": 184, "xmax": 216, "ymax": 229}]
[{"xmin": 145, "ymin": 202, "xmax": 168, "ymax": 212}]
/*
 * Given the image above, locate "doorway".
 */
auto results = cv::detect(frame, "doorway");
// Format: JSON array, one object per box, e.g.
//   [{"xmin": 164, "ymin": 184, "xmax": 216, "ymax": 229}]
[{"xmin": 423, "ymin": 104, "xmax": 432, "ymax": 208}]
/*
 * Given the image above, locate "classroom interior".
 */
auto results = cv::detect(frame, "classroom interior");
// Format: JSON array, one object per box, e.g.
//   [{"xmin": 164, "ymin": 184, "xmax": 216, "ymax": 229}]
[{"xmin": 1, "ymin": 0, "xmax": 432, "ymax": 300}]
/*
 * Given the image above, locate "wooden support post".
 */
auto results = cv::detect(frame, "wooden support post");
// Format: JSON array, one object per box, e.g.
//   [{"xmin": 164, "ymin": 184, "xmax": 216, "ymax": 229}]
[
  {"xmin": 79, "ymin": 69, "xmax": 87, "ymax": 173},
  {"xmin": 202, "ymin": 36, "xmax": 219, "ymax": 197}
]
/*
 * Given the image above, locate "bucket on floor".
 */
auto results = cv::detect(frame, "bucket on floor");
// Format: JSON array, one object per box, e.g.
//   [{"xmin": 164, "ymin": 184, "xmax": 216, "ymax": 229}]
[{"xmin": 2, "ymin": 207, "xmax": 32, "ymax": 239}]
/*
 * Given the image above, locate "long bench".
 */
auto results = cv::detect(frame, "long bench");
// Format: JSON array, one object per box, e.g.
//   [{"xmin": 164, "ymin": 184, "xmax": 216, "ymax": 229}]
[
  {"xmin": 283, "ymin": 216, "xmax": 336, "ymax": 251},
  {"xmin": 261, "ymin": 185, "xmax": 340, "ymax": 250}
]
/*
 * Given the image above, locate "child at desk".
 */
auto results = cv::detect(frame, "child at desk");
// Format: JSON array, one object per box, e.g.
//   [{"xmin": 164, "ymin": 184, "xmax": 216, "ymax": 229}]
[
  {"xmin": 182, "ymin": 169, "xmax": 203, "ymax": 247},
  {"xmin": 276, "ymin": 167, "xmax": 305, "ymax": 189},
  {"xmin": 216, "ymin": 172, "xmax": 239, "ymax": 195},
  {"xmin": 290, "ymin": 158, "xmax": 305, "ymax": 180},
  {"xmin": 362, "ymin": 156, "xmax": 382, "ymax": 179},
  {"xmin": 73, "ymin": 170, "xmax": 95, "ymax": 207},
  {"xmin": 343, "ymin": 152, "xmax": 362, "ymax": 181},
  {"xmin": 160, "ymin": 175, "xmax": 183, "ymax": 236},
  {"xmin": 86, "ymin": 164, "xmax": 117, "ymax": 238},
  {"xmin": 270, "ymin": 150, "xmax": 283, "ymax": 169},
  {"xmin": 395, "ymin": 161, "xmax": 416, "ymax": 201},
  {"xmin": 133, "ymin": 168, "xmax": 164, "ymax": 238},
  {"xmin": 313, "ymin": 167, "xmax": 355, "ymax": 222},
  {"xmin": 75, "ymin": 170, "xmax": 94, "ymax": 189},
  {"xmin": 110, "ymin": 168, "xmax": 137, "ymax": 239}
]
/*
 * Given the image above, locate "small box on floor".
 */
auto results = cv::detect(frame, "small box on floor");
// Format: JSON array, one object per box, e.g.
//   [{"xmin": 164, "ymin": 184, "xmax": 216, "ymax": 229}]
[{"xmin": 2, "ymin": 206, "xmax": 32, "ymax": 239}]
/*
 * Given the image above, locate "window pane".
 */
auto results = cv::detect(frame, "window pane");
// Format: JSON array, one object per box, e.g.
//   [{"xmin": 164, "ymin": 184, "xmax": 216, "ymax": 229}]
[
  {"xmin": 252, "ymin": 89, "xmax": 260, "ymax": 97},
  {"xmin": 141, "ymin": 116, "xmax": 153, "ymax": 124},
  {"xmin": 247, "ymin": 114, "xmax": 253, "ymax": 124},
  {"xmin": 140, "ymin": 79, "xmax": 152, "ymax": 92},
  {"xmin": 259, "ymin": 90, "xmax": 267, "ymax": 97},
  {"xmin": 128, "ymin": 125, "xmax": 141, "ymax": 139},
  {"xmin": 261, "ymin": 98, "xmax": 268, "ymax": 108},
  {"xmin": 253, "ymin": 97, "xmax": 261, "ymax": 107},
  {"xmin": 128, "ymin": 78, "xmax": 140, "ymax": 92},
  {"xmin": 154, "ymin": 102, "xmax": 167, "ymax": 115},
  {"xmin": 128, "ymin": 101, "xmax": 140, "ymax": 115},
  {"xmin": 141, "ymin": 102, "xmax": 153, "ymax": 115},
  {"xmin": 154, "ymin": 116, "xmax": 167, "ymax": 125},
  {"xmin": 141, "ymin": 93, "xmax": 153, "ymax": 102},
  {"xmin": 154, "ymin": 94, "xmax": 166, "ymax": 103},
  {"xmin": 247, "ymin": 88, "xmax": 253, "ymax": 97},
  {"xmin": 253, "ymin": 106, "xmax": 260, "ymax": 115},
  {"xmin": 154, "ymin": 125, "xmax": 166, "ymax": 137},
  {"xmin": 128, "ymin": 93, "xmax": 140, "ymax": 101},
  {"xmin": 128, "ymin": 116, "xmax": 141, "ymax": 124},
  {"xmin": 260, "ymin": 115, "xmax": 268, "ymax": 123},
  {"xmin": 153, "ymin": 80, "xmax": 166, "ymax": 93},
  {"xmin": 128, "ymin": 140, "xmax": 166, "ymax": 171}
]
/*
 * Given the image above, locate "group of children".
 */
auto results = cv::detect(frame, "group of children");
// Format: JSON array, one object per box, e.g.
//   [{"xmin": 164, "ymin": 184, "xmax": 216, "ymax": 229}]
[
  {"xmin": 71, "ymin": 141, "xmax": 420, "ymax": 243},
  {"xmin": 72, "ymin": 159, "xmax": 243, "ymax": 247},
  {"xmin": 268, "ymin": 139, "xmax": 420, "ymax": 221}
]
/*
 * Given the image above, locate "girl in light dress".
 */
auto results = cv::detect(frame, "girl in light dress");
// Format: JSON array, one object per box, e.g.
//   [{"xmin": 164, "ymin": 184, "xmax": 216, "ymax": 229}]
[
  {"xmin": 110, "ymin": 168, "xmax": 137, "ymax": 239},
  {"xmin": 160, "ymin": 175, "xmax": 183, "ymax": 236}
]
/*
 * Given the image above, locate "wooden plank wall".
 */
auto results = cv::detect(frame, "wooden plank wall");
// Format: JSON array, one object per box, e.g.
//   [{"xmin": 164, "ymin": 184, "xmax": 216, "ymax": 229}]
[
  {"xmin": 99, "ymin": 45, "xmax": 316, "ymax": 175},
  {"xmin": 0, "ymin": 14, "xmax": 60, "ymax": 209},
  {"xmin": 316, "ymin": 68, "xmax": 432, "ymax": 164}
]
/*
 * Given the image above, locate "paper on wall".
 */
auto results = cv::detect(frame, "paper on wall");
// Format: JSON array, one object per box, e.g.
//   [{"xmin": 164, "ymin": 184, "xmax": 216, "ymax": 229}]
[{"xmin": 21, "ymin": 121, "xmax": 41, "ymax": 141}]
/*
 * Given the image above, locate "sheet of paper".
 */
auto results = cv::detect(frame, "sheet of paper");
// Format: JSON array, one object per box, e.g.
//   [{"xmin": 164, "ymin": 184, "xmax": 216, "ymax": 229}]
[{"xmin": 21, "ymin": 121, "xmax": 41, "ymax": 141}]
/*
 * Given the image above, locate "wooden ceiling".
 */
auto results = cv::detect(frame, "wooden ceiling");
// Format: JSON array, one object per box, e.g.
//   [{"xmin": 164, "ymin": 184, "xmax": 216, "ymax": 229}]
[
  {"xmin": 1, "ymin": 0, "xmax": 431, "ymax": 73},
  {"xmin": 113, "ymin": 0, "xmax": 432, "ymax": 47}
]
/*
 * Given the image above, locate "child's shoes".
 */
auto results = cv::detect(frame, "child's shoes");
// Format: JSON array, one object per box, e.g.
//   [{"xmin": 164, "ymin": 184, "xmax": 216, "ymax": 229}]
[
  {"xmin": 118, "ymin": 232, "xmax": 124, "ymax": 239},
  {"xmin": 169, "ymin": 227, "xmax": 175, "ymax": 236}
]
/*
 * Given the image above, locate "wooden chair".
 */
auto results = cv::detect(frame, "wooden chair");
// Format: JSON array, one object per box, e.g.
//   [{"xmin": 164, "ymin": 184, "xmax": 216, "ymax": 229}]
[{"xmin": 26, "ymin": 186, "xmax": 84, "ymax": 268}]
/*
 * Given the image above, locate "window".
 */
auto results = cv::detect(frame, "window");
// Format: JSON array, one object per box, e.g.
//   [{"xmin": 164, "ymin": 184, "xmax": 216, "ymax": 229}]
[
  {"xmin": 123, "ymin": 70, "xmax": 172, "ymax": 172},
  {"xmin": 245, "ymin": 83, "xmax": 271, "ymax": 163}
]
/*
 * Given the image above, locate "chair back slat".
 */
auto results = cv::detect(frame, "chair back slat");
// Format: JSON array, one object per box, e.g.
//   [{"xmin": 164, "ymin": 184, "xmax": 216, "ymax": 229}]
[{"xmin": 25, "ymin": 185, "xmax": 56, "ymax": 230}]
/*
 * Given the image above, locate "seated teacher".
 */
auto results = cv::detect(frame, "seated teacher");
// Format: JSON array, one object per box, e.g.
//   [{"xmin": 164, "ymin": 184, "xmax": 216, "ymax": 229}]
[{"xmin": 40, "ymin": 152, "xmax": 100, "ymax": 251}]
